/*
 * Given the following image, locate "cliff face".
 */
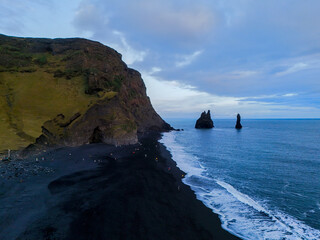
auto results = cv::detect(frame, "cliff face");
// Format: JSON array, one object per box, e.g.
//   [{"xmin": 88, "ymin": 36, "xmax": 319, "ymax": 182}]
[{"xmin": 0, "ymin": 34, "xmax": 171, "ymax": 153}]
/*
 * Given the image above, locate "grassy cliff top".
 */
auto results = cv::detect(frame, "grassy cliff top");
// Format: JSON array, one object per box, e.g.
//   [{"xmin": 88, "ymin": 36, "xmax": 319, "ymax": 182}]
[{"xmin": 0, "ymin": 34, "xmax": 125, "ymax": 152}]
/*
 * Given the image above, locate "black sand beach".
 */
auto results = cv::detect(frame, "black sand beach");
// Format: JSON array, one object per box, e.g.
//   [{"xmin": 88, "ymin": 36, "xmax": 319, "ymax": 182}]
[{"xmin": 0, "ymin": 134, "xmax": 239, "ymax": 240}]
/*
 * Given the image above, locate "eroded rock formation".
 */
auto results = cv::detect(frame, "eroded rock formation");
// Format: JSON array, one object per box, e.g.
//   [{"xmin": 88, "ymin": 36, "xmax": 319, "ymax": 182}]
[
  {"xmin": 235, "ymin": 113, "xmax": 242, "ymax": 129},
  {"xmin": 195, "ymin": 110, "xmax": 214, "ymax": 129}
]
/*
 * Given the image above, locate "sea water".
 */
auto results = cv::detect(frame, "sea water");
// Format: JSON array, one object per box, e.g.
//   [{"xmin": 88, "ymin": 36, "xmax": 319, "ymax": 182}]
[{"xmin": 160, "ymin": 119, "xmax": 320, "ymax": 240}]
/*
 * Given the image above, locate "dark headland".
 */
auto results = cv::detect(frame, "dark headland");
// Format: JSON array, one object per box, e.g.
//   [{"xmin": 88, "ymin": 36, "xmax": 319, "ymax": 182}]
[{"xmin": 0, "ymin": 35, "xmax": 239, "ymax": 240}]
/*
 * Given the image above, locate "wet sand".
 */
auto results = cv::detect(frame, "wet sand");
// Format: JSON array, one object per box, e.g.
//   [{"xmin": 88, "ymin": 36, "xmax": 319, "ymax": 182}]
[{"xmin": 0, "ymin": 135, "xmax": 239, "ymax": 240}]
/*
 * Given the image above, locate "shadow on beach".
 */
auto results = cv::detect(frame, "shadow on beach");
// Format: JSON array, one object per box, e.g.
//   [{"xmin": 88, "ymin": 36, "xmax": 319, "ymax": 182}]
[{"xmin": 0, "ymin": 136, "xmax": 239, "ymax": 240}]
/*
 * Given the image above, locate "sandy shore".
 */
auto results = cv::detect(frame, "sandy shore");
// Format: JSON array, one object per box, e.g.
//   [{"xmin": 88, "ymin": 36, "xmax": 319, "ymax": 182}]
[{"xmin": 0, "ymin": 134, "xmax": 239, "ymax": 240}]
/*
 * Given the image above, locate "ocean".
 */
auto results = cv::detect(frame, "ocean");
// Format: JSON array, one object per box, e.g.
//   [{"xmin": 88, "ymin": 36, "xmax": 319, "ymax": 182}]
[{"xmin": 160, "ymin": 119, "xmax": 320, "ymax": 240}]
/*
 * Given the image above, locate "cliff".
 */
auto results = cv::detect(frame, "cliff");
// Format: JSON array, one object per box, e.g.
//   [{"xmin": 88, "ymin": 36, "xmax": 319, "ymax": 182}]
[{"xmin": 0, "ymin": 34, "xmax": 172, "ymax": 153}]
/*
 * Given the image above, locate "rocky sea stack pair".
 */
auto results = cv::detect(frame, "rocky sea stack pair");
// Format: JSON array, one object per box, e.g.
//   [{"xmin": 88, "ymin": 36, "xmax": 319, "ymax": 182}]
[
  {"xmin": 195, "ymin": 111, "xmax": 243, "ymax": 129},
  {"xmin": 195, "ymin": 110, "xmax": 214, "ymax": 129}
]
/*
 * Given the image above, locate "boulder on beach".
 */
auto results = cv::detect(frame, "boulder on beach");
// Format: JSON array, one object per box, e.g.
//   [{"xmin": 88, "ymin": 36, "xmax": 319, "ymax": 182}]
[
  {"xmin": 235, "ymin": 113, "xmax": 242, "ymax": 129},
  {"xmin": 195, "ymin": 110, "xmax": 214, "ymax": 129}
]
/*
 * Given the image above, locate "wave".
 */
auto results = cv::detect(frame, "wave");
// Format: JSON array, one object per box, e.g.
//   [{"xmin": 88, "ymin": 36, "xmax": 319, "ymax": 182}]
[
  {"xmin": 160, "ymin": 131, "xmax": 320, "ymax": 240},
  {"xmin": 214, "ymin": 180, "xmax": 320, "ymax": 240},
  {"xmin": 215, "ymin": 180, "xmax": 269, "ymax": 213},
  {"xmin": 160, "ymin": 132, "xmax": 204, "ymax": 177}
]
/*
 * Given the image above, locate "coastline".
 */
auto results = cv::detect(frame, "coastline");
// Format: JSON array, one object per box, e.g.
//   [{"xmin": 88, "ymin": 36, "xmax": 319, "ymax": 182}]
[
  {"xmin": 157, "ymin": 136, "xmax": 240, "ymax": 240},
  {"xmin": 0, "ymin": 134, "xmax": 239, "ymax": 240}
]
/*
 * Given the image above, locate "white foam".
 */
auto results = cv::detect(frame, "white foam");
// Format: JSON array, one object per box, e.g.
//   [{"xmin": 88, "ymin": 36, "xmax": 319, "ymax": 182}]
[
  {"xmin": 161, "ymin": 131, "xmax": 320, "ymax": 240},
  {"xmin": 160, "ymin": 132, "xmax": 204, "ymax": 177},
  {"xmin": 214, "ymin": 180, "xmax": 320, "ymax": 240},
  {"xmin": 215, "ymin": 180, "xmax": 268, "ymax": 213}
]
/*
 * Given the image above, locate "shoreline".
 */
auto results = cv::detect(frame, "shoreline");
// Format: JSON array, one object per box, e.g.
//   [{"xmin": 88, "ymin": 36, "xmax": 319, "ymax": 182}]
[
  {"xmin": 0, "ymin": 134, "xmax": 240, "ymax": 240},
  {"xmin": 157, "ymin": 137, "xmax": 241, "ymax": 239}
]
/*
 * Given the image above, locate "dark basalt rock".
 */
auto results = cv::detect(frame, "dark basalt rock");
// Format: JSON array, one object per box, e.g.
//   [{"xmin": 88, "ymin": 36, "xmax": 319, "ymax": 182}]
[
  {"xmin": 89, "ymin": 127, "xmax": 104, "ymax": 143},
  {"xmin": 195, "ymin": 110, "xmax": 214, "ymax": 129},
  {"xmin": 235, "ymin": 113, "xmax": 242, "ymax": 129}
]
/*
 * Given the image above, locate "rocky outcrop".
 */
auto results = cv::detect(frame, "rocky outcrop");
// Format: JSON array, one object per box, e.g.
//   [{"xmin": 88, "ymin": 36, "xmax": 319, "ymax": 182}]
[
  {"xmin": 195, "ymin": 110, "xmax": 214, "ymax": 129},
  {"xmin": 235, "ymin": 113, "xmax": 242, "ymax": 129},
  {"xmin": 0, "ymin": 34, "xmax": 172, "ymax": 153}
]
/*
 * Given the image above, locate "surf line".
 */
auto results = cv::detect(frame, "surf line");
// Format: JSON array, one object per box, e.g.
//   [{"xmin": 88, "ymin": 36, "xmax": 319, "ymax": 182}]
[{"xmin": 215, "ymin": 180, "xmax": 308, "ymax": 239}]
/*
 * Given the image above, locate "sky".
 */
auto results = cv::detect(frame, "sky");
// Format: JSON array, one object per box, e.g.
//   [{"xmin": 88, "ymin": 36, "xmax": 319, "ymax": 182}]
[{"xmin": 0, "ymin": 0, "xmax": 320, "ymax": 118}]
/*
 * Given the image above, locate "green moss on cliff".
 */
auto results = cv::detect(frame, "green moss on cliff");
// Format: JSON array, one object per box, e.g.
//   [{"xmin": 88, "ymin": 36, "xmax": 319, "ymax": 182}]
[
  {"xmin": 121, "ymin": 120, "xmax": 137, "ymax": 133},
  {"xmin": 0, "ymin": 34, "xmax": 170, "ymax": 152},
  {"xmin": 0, "ymin": 70, "xmax": 98, "ymax": 150},
  {"xmin": 0, "ymin": 37, "xmax": 120, "ymax": 151},
  {"xmin": 113, "ymin": 75, "xmax": 124, "ymax": 92}
]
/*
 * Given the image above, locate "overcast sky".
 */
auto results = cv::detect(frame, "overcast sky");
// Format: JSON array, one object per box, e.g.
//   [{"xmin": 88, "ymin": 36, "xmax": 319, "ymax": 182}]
[{"xmin": 1, "ymin": 0, "xmax": 320, "ymax": 118}]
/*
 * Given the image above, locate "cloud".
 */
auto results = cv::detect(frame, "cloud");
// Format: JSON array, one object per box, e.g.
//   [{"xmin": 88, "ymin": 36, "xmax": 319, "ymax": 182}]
[
  {"xmin": 275, "ymin": 63, "xmax": 309, "ymax": 76},
  {"xmin": 0, "ymin": 3, "xmax": 23, "ymax": 34},
  {"xmin": 125, "ymin": 0, "xmax": 216, "ymax": 41},
  {"xmin": 150, "ymin": 67, "xmax": 162, "ymax": 74},
  {"xmin": 111, "ymin": 31, "xmax": 147, "ymax": 65},
  {"xmin": 269, "ymin": 54, "xmax": 320, "ymax": 78},
  {"xmin": 70, "ymin": 0, "xmax": 320, "ymax": 112},
  {"xmin": 176, "ymin": 50, "xmax": 203, "ymax": 67},
  {"xmin": 216, "ymin": 0, "xmax": 320, "ymax": 47},
  {"xmin": 0, "ymin": 0, "xmax": 42, "ymax": 35},
  {"xmin": 73, "ymin": 1, "xmax": 147, "ymax": 65},
  {"xmin": 224, "ymin": 70, "xmax": 258, "ymax": 79},
  {"xmin": 73, "ymin": 0, "xmax": 217, "ymax": 48},
  {"xmin": 142, "ymin": 69, "xmax": 241, "ymax": 114},
  {"xmin": 246, "ymin": 93, "xmax": 299, "ymax": 99},
  {"xmin": 73, "ymin": 1, "xmax": 108, "ymax": 35},
  {"xmin": 0, "ymin": 0, "xmax": 81, "ymax": 38},
  {"xmin": 142, "ymin": 70, "xmax": 319, "ymax": 118},
  {"xmin": 282, "ymin": 93, "xmax": 298, "ymax": 97}
]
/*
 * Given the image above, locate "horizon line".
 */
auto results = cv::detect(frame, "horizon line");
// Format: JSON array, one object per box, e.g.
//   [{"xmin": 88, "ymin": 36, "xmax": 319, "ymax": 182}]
[{"xmin": 164, "ymin": 117, "xmax": 320, "ymax": 120}]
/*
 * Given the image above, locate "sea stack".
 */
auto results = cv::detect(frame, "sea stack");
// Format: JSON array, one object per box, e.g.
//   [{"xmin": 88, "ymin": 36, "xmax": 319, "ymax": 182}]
[
  {"xmin": 235, "ymin": 113, "xmax": 242, "ymax": 129},
  {"xmin": 195, "ymin": 110, "xmax": 214, "ymax": 129}
]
